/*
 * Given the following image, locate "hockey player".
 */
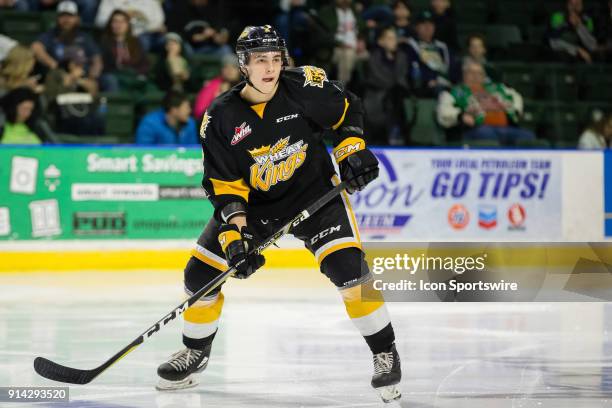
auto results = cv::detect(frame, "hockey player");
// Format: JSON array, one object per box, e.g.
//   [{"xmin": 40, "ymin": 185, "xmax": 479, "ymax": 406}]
[{"xmin": 156, "ymin": 25, "xmax": 402, "ymax": 403}]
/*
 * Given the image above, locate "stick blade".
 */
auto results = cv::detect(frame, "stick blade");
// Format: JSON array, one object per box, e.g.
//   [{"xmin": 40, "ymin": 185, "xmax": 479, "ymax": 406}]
[{"xmin": 34, "ymin": 357, "xmax": 97, "ymax": 384}]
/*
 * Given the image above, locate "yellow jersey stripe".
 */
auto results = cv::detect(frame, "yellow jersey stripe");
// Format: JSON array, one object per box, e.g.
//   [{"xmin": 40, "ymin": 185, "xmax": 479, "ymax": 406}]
[
  {"xmin": 332, "ymin": 174, "xmax": 362, "ymax": 244},
  {"xmin": 317, "ymin": 241, "xmax": 362, "ymax": 264},
  {"xmin": 332, "ymin": 98, "xmax": 349, "ymax": 130},
  {"xmin": 341, "ymin": 189, "xmax": 361, "ymax": 244},
  {"xmin": 191, "ymin": 249, "xmax": 227, "ymax": 272},
  {"xmin": 210, "ymin": 178, "xmax": 250, "ymax": 202}
]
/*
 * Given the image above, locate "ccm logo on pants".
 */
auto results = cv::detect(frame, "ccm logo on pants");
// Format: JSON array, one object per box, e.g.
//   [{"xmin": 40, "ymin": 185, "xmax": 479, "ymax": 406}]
[{"xmin": 311, "ymin": 225, "xmax": 341, "ymax": 244}]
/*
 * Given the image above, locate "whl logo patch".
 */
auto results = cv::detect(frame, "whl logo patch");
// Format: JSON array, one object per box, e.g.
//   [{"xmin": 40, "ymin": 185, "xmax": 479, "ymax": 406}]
[{"xmin": 231, "ymin": 122, "xmax": 252, "ymax": 145}]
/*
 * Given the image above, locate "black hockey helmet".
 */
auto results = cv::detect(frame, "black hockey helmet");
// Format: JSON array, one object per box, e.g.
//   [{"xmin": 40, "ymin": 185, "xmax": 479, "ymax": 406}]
[{"xmin": 235, "ymin": 25, "xmax": 290, "ymax": 70}]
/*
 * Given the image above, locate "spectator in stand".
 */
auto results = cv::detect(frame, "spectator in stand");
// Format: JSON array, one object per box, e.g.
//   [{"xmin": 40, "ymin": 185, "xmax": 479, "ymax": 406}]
[
  {"xmin": 0, "ymin": 35, "xmax": 18, "ymax": 64},
  {"xmin": 193, "ymin": 54, "xmax": 240, "ymax": 120},
  {"xmin": 165, "ymin": 0, "xmax": 232, "ymax": 56},
  {"xmin": 277, "ymin": 1, "xmax": 336, "ymax": 67},
  {"xmin": 27, "ymin": 0, "xmax": 98, "ymax": 24},
  {"xmin": 135, "ymin": 90, "xmax": 198, "ymax": 145},
  {"xmin": 460, "ymin": 34, "xmax": 500, "ymax": 83},
  {"xmin": 0, "ymin": 0, "xmax": 29, "ymax": 11},
  {"xmin": 0, "ymin": 87, "xmax": 41, "ymax": 144},
  {"xmin": 547, "ymin": 0, "xmax": 597, "ymax": 63},
  {"xmin": 364, "ymin": 26, "xmax": 410, "ymax": 146},
  {"xmin": 595, "ymin": 0, "xmax": 612, "ymax": 61},
  {"xmin": 437, "ymin": 60, "xmax": 534, "ymax": 146},
  {"xmin": 361, "ymin": 1, "xmax": 394, "ymax": 31},
  {"xmin": 153, "ymin": 32, "xmax": 191, "ymax": 93},
  {"xmin": 44, "ymin": 47, "xmax": 105, "ymax": 135},
  {"xmin": 319, "ymin": 0, "xmax": 365, "ymax": 84},
  {"xmin": 392, "ymin": 0, "xmax": 414, "ymax": 49},
  {"xmin": 578, "ymin": 112, "xmax": 612, "ymax": 149},
  {"xmin": 430, "ymin": 0, "xmax": 459, "ymax": 51},
  {"xmin": 406, "ymin": 10, "xmax": 453, "ymax": 97},
  {"xmin": 0, "ymin": 46, "xmax": 43, "ymax": 94},
  {"xmin": 99, "ymin": 9, "xmax": 149, "ymax": 92},
  {"xmin": 31, "ymin": 1, "xmax": 102, "ymax": 85},
  {"xmin": 95, "ymin": 0, "xmax": 165, "ymax": 52}
]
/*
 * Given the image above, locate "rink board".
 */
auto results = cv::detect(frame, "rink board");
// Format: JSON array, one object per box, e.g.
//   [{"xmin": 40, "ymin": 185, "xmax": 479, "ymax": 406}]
[{"xmin": 0, "ymin": 147, "xmax": 610, "ymax": 273}]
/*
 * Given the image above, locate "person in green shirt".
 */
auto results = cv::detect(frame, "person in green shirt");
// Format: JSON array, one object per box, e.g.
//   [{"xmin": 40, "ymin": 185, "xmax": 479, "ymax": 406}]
[
  {"xmin": 437, "ymin": 60, "xmax": 535, "ymax": 146},
  {"xmin": 547, "ymin": 0, "xmax": 597, "ymax": 63},
  {"xmin": 1, "ymin": 87, "xmax": 41, "ymax": 145}
]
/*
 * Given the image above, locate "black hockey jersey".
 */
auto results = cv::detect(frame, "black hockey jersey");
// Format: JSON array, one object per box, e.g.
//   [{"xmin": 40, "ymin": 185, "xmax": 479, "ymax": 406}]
[{"xmin": 200, "ymin": 66, "xmax": 364, "ymax": 221}]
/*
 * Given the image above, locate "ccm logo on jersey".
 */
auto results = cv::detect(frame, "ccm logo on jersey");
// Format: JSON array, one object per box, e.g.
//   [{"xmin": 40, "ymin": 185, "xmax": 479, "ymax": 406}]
[
  {"xmin": 310, "ymin": 225, "xmax": 341, "ymax": 244},
  {"xmin": 231, "ymin": 122, "xmax": 252, "ymax": 145},
  {"xmin": 276, "ymin": 114, "xmax": 299, "ymax": 123}
]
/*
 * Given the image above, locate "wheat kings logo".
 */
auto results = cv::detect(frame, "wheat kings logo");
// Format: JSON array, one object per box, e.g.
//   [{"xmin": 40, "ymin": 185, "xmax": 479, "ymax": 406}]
[{"xmin": 248, "ymin": 136, "xmax": 308, "ymax": 191}]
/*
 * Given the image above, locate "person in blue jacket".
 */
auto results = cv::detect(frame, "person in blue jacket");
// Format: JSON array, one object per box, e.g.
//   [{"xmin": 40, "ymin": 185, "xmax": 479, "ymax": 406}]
[{"xmin": 135, "ymin": 90, "xmax": 198, "ymax": 144}]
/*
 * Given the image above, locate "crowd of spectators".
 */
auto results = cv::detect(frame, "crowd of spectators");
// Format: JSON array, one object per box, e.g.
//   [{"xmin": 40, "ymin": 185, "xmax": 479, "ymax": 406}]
[{"xmin": 0, "ymin": 0, "xmax": 610, "ymax": 148}]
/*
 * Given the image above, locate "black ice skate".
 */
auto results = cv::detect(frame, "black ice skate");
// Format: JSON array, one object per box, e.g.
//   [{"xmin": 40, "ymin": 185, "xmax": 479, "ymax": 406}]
[
  {"xmin": 371, "ymin": 343, "xmax": 402, "ymax": 403},
  {"xmin": 156, "ymin": 344, "xmax": 211, "ymax": 390}
]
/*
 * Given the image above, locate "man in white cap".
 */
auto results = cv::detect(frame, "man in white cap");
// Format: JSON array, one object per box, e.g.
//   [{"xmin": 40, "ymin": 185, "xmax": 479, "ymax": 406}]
[
  {"xmin": 27, "ymin": 0, "xmax": 99, "ymax": 24},
  {"xmin": 31, "ymin": 1, "xmax": 102, "ymax": 84}
]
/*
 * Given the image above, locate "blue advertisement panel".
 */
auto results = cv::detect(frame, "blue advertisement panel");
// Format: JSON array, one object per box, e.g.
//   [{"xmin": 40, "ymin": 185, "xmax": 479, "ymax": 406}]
[
  {"xmin": 353, "ymin": 149, "xmax": 563, "ymax": 240},
  {"xmin": 605, "ymin": 150, "xmax": 612, "ymax": 237}
]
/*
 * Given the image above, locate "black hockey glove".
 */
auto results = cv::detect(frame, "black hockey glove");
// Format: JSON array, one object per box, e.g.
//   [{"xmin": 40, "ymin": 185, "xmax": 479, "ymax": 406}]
[
  {"xmin": 218, "ymin": 224, "xmax": 265, "ymax": 279},
  {"xmin": 333, "ymin": 137, "xmax": 379, "ymax": 194}
]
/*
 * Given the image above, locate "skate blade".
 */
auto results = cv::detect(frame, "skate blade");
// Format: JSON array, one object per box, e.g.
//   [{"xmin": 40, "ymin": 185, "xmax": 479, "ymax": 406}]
[
  {"xmin": 156, "ymin": 375, "xmax": 199, "ymax": 391},
  {"xmin": 376, "ymin": 384, "xmax": 401, "ymax": 403}
]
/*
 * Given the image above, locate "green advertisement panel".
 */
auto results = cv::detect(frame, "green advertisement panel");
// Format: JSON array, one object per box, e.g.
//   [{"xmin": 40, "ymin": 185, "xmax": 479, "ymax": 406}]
[{"xmin": 0, "ymin": 146, "xmax": 213, "ymax": 240}]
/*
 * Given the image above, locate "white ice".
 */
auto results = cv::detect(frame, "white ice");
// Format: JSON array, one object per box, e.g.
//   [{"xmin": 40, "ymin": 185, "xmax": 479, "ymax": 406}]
[{"xmin": 1, "ymin": 269, "xmax": 612, "ymax": 407}]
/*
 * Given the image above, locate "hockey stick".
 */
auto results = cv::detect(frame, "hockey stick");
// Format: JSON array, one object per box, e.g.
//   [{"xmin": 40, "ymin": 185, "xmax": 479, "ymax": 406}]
[{"xmin": 34, "ymin": 181, "xmax": 349, "ymax": 384}]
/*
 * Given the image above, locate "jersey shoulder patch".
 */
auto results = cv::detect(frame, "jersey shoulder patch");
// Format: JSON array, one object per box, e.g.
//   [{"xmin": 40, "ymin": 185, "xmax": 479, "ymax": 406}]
[
  {"xmin": 199, "ymin": 110, "xmax": 212, "ymax": 140},
  {"xmin": 200, "ymin": 87, "xmax": 241, "ymax": 141},
  {"xmin": 300, "ymin": 65, "xmax": 328, "ymax": 88},
  {"xmin": 282, "ymin": 66, "xmax": 329, "ymax": 89}
]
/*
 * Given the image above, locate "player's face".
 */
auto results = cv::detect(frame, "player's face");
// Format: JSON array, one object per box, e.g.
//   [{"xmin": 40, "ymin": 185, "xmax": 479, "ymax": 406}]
[{"xmin": 246, "ymin": 51, "xmax": 282, "ymax": 94}]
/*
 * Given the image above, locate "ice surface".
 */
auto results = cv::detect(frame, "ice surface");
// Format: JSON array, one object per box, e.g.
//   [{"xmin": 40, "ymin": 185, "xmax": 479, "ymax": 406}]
[{"xmin": 1, "ymin": 269, "xmax": 612, "ymax": 407}]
